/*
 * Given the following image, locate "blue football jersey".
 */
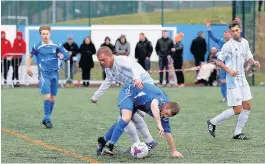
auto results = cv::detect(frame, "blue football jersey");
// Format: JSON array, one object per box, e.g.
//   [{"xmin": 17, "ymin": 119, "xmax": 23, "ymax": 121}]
[
  {"xmin": 126, "ymin": 83, "xmax": 171, "ymax": 133},
  {"xmin": 30, "ymin": 41, "xmax": 69, "ymax": 72}
]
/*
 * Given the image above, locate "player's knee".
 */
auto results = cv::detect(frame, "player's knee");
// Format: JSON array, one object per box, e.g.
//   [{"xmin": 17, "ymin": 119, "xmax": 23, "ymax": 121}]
[
  {"xmin": 221, "ymin": 79, "xmax": 226, "ymax": 83},
  {"xmin": 233, "ymin": 106, "xmax": 243, "ymax": 115},
  {"xmin": 44, "ymin": 94, "xmax": 52, "ymax": 101},
  {"xmin": 243, "ymin": 101, "xmax": 251, "ymax": 110},
  {"xmin": 50, "ymin": 96, "xmax": 56, "ymax": 102},
  {"xmin": 122, "ymin": 115, "xmax": 132, "ymax": 123}
]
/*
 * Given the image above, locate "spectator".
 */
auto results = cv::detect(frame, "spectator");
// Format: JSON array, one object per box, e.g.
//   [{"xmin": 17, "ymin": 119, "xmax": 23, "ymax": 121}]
[
  {"xmin": 62, "ymin": 36, "xmax": 79, "ymax": 87},
  {"xmin": 79, "ymin": 36, "xmax": 96, "ymax": 87},
  {"xmin": 115, "ymin": 34, "xmax": 130, "ymax": 56},
  {"xmin": 100, "ymin": 36, "xmax": 115, "ymax": 79},
  {"xmin": 171, "ymin": 33, "xmax": 184, "ymax": 87},
  {"xmin": 135, "ymin": 33, "xmax": 153, "ymax": 71},
  {"xmin": 155, "ymin": 30, "xmax": 174, "ymax": 86},
  {"xmin": 12, "ymin": 31, "xmax": 26, "ymax": 87},
  {"xmin": 258, "ymin": 1, "xmax": 264, "ymax": 12},
  {"xmin": 1, "ymin": 31, "xmax": 12, "ymax": 85},
  {"xmin": 207, "ymin": 46, "xmax": 218, "ymax": 86},
  {"xmin": 190, "ymin": 31, "xmax": 207, "ymax": 82}
]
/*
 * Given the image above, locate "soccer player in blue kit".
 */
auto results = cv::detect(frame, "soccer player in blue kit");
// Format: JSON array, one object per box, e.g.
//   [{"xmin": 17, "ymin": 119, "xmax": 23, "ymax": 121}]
[
  {"xmin": 97, "ymin": 83, "xmax": 183, "ymax": 158},
  {"xmin": 26, "ymin": 25, "xmax": 69, "ymax": 128}
]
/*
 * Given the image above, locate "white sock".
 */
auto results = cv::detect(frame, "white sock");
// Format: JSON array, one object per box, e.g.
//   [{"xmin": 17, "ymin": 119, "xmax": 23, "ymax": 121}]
[
  {"xmin": 210, "ymin": 108, "xmax": 235, "ymax": 125},
  {"xmin": 132, "ymin": 112, "xmax": 154, "ymax": 144},
  {"xmin": 235, "ymin": 109, "xmax": 250, "ymax": 135},
  {"xmin": 124, "ymin": 121, "xmax": 140, "ymax": 143}
]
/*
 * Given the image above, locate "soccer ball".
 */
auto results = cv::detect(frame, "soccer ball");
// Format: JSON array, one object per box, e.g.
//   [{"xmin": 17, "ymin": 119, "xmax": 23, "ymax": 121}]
[{"xmin": 130, "ymin": 142, "xmax": 149, "ymax": 158}]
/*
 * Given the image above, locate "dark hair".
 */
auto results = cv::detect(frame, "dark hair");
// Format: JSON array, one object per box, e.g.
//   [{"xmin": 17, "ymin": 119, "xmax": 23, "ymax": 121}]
[
  {"xmin": 39, "ymin": 25, "xmax": 51, "ymax": 34},
  {"xmin": 229, "ymin": 21, "xmax": 241, "ymax": 29},
  {"xmin": 97, "ymin": 46, "xmax": 112, "ymax": 56},
  {"xmin": 167, "ymin": 101, "xmax": 180, "ymax": 116}
]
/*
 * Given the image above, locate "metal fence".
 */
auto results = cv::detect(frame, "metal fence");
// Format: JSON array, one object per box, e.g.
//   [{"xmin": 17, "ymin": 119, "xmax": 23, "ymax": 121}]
[{"xmin": 1, "ymin": 1, "xmax": 232, "ymax": 25}]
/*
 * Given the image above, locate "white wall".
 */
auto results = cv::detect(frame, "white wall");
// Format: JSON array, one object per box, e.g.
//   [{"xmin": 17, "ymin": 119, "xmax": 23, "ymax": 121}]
[
  {"xmin": 0, "ymin": 25, "xmax": 17, "ymax": 45},
  {"xmin": 91, "ymin": 25, "xmax": 176, "ymax": 62}
]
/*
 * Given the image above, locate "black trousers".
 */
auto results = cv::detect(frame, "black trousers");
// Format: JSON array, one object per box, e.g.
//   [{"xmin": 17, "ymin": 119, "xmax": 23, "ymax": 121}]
[
  {"xmin": 2, "ymin": 58, "xmax": 22, "ymax": 81},
  {"xmin": 172, "ymin": 57, "xmax": 184, "ymax": 84},
  {"xmin": 258, "ymin": 1, "xmax": 264, "ymax": 11},
  {"xmin": 81, "ymin": 67, "xmax": 91, "ymax": 86},
  {"xmin": 159, "ymin": 56, "xmax": 169, "ymax": 84},
  {"xmin": 138, "ymin": 59, "xmax": 145, "ymax": 70}
]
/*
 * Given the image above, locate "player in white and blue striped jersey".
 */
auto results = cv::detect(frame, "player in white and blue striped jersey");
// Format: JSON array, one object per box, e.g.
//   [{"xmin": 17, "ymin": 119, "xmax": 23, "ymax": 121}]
[
  {"xmin": 26, "ymin": 25, "xmax": 69, "ymax": 128},
  {"xmin": 92, "ymin": 46, "xmax": 157, "ymax": 154},
  {"xmin": 207, "ymin": 21, "xmax": 260, "ymax": 140}
]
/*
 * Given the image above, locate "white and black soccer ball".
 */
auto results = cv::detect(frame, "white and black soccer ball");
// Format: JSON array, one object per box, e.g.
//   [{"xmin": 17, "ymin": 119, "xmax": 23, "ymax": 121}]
[{"xmin": 130, "ymin": 142, "xmax": 149, "ymax": 158}]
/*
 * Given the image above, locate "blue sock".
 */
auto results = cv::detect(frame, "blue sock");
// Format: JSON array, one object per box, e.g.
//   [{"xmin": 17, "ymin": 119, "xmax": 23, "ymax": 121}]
[
  {"xmin": 50, "ymin": 101, "xmax": 55, "ymax": 115},
  {"xmin": 109, "ymin": 119, "xmax": 128, "ymax": 145},
  {"xmin": 104, "ymin": 122, "xmax": 117, "ymax": 142},
  {"xmin": 44, "ymin": 100, "xmax": 51, "ymax": 121},
  {"xmin": 221, "ymin": 83, "xmax": 227, "ymax": 99}
]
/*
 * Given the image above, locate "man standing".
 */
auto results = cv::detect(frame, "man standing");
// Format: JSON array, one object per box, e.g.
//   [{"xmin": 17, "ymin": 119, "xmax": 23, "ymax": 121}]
[
  {"xmin": 207, "ymin": 21, "xmax": 260, "ymax": 139},
  {"xmin": 171, "ymin": 33, "xmax": 185, "ymax": 87},
  {"xmin": 1, "ymin": 31, "xmax": 12, "ymax": 85},
  {"xmin": 155, "ymin": 30, "xmax": 174, "ymax": 86},
  {"xmin": 190, "ymin": 31, "xmax": 207, "ymax": 81},
  {"xmin": 135, "ymin": 33, "xmax": 153, "ymax": 71},
  {"xmin": 12, "ymin": 31, "xmax": 26, "ymax": 87},
  {"xmin": 115, "ymin": 34, "xmax": 130, "ymax": 56},
  {"xmin": 63, "ymin": 36, "xmax": 79, "ymax": 87}
]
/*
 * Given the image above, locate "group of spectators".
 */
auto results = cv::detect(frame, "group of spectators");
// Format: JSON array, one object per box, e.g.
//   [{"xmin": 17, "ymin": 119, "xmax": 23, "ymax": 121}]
[
  {"xmin": 2, "ymin": 22, "xmax": 233, "ymax": 87},
  {"xmin": 1, "ymin": 31, "xmax": 26, "ymax": 87}
]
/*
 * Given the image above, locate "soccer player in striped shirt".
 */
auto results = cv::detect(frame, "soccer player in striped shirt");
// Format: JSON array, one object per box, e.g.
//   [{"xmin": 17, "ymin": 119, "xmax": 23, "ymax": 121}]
[
  {"xmin": 26, "ymin": 25, "xmax": 70, "ymax": 128},
  {"xmin": 207, "ymin": 21, "xmax": 260, "ymax": 140},
  {"xmin": 91, "ymin": 46, "xmax": 157, "ymax": 154}
]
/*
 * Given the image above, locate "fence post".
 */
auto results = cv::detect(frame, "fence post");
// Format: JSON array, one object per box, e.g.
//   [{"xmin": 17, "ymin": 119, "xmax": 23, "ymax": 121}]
[
  {"xmin": 161, "ymin": 0, "xmax": 164, "ymax": 26},
  {"xmin": 252, "ymin": 1, "xmax": 256, "ymax": 86}
]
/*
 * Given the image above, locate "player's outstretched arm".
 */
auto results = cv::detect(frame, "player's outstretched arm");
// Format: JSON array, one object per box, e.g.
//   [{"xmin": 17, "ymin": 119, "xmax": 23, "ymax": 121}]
[
  {"xmin": 91, "ymin": 76, "xmax": 112, "ymax": 103},
  {"xmin": 151, "ymin": 99, "xmax": 164, "ymax": 137},
  {"xmin": 165, "ymin": 133, "xmax": 183, "ymax": 158}
]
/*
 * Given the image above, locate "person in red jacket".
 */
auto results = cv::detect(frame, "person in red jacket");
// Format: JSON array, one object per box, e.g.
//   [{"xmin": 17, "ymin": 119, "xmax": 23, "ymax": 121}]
[
  {"xmin": 12, "ymin": 31, "xmax": 26, "ymax": 87},
  {"xmin": 1, "ymin": 31, "xmax": 12, "ymax": 84}
]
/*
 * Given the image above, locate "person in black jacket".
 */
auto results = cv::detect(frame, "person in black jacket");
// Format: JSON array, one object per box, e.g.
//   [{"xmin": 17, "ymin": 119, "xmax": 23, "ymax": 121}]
[
  {"xmin": 135, "ymin": 33, "xmax": 153, "ymax": 71},
  {"xmin": 190, "ymin": 31, "xmax": 207, "ymax": 80},
  {"xmin": 79, "ymin": 36, "xmax": 96, "ymax": 87},
  {"xmin": 171, "ymin": 33, "xmax": 184, "ymax": 87},
  {"xmin": 100, "ymin": 36, "xmax": 115, "ymax": 79},
  {"xmin": 155, "ymin": 30, "xmax": 174, "ymax": 86},
  {"xmin": 63, "ymin": 36, "xmax": 79, "ymax": 87}
]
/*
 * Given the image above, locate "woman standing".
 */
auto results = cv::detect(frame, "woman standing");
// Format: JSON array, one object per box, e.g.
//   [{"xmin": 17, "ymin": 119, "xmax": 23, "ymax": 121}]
[{"xmin": 79, "ymin": 37, "xmax": 96, "ymax": 87}]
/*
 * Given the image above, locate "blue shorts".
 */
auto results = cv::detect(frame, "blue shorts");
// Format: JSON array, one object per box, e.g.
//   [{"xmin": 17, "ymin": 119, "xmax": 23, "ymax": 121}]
[
  {"xmin": 219, "ymin": 69, "xmax": 226, "ymax": 81},
  {"xmin": 39, "ymin": 71, "xmax": 59, "ymax": 96},
  {"xmin": 117, "ymin": 84, "xmax": 136, "ymax": 115}
]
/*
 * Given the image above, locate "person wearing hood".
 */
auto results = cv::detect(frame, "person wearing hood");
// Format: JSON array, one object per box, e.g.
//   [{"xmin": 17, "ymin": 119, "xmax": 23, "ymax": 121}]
[
  {"xmin": 79, "ymin": 36, "xmax": 96, "ymax": 87},
  {"xmin": 100, "ymin": 36, "xmax": 115, "ymax": 79},
  {"xmin": 1, "ymin": 31, "xmax": 12, "ymax": 84},
  {"xmin": 115, "ymin": 34, "xmax": 130, "ymax": 56},
  {"xmin": 135, "ymin": 33, "xmax": 153, "ymax": 71},
  {"xmin": 11, "ymin": 31, "xmax": 26, "ymax": 87}
]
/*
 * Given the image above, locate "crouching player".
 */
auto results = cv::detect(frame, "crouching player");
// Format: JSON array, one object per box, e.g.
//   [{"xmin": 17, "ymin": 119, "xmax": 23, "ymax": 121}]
[
  {"xmin": 97, "ymin": 83, "xmax": 183, "ymax": 158},
  {"xmin": 26, "ymin": 25, "xmax": 70, "ymax": 128}
]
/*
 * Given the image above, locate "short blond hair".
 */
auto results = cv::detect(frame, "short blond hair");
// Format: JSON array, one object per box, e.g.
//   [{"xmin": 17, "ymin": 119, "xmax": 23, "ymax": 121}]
[
  {"xmin": 97, "ymin": 46, "xmax": 113, "ymax": 57},
  {"xmin": 39, "ymin": 25, "xmax": 51, "ymax": 34}
]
